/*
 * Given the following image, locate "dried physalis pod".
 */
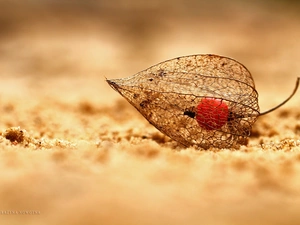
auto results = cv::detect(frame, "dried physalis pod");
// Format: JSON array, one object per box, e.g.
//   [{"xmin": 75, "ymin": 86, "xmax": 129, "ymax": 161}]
[{"xmin": 107, "ymin": 54, "xmax": 299, "ymax": 149}]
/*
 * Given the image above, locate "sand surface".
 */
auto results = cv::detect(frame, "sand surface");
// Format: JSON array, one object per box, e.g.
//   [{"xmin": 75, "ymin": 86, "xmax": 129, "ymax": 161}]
[{"xmin": 1, "ymin": 1, "xmax": 300, "ymax": 224}]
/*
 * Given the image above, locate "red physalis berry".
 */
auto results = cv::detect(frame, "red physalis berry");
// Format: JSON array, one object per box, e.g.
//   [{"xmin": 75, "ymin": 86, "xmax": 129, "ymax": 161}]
[{"xmin": 196, "ymin": 98, "xmax": 229, "ymax": 130}]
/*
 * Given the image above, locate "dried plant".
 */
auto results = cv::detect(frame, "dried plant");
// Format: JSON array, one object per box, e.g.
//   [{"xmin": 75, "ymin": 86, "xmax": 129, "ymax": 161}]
[{"xmin": 107, "ymin": 54, "xmax": 299, "ymax": 149}]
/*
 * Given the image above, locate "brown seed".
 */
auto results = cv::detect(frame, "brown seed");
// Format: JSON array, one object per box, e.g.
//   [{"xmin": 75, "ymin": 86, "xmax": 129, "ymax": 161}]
[{"xmin": 107, "ymin": 54, "xmax": 299, "ymax": 149}]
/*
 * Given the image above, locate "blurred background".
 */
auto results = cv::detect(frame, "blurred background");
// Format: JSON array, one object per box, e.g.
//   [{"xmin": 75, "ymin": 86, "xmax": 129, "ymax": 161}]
[
  {"xmin": 0, "ymin": 0, "xmax": 299, "ymax": 109},
  {"xmin": 0, "ymin": 2, "xmax": 300, "ymax": 224}
]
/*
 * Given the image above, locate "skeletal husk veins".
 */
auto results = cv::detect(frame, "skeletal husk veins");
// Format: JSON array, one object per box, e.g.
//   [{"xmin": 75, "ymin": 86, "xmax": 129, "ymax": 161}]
[{"xmin": 107, "ymin": 54, "xmax": 260, "ymax": 149}]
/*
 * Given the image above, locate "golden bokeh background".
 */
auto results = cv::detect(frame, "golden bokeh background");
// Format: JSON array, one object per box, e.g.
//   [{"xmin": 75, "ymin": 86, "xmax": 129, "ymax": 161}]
[{"xmin": 0, "ymin": 0, "xmax": 300, "ymax": 224}]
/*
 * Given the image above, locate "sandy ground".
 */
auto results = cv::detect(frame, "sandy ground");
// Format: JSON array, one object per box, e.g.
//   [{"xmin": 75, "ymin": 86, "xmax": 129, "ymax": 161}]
[{"xmin": 1, "ymin": 0, "xmax": 300, "ymax": 224}]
